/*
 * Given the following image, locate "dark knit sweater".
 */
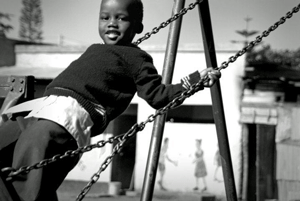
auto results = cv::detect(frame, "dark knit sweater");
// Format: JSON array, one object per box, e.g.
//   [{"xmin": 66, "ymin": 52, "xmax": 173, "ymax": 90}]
[{"xmin": 44, "ymin": 44, "xmax": 187, "ymax": 135}]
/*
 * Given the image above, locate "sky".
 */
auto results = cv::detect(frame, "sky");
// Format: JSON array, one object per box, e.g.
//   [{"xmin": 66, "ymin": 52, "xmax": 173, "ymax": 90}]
[{"xmin": 1, "ymin": 0, "xmax": 300, "ymax": 51}]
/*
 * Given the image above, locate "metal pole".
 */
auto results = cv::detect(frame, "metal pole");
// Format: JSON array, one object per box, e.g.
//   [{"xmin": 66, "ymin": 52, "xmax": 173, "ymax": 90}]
[
  {"xmin": 197, "ymin": 0, "xmax": 238, "ymax": 200},
  {"xmin": 140, "ymin": 0, "xmax": 185, "ymax": 200}
]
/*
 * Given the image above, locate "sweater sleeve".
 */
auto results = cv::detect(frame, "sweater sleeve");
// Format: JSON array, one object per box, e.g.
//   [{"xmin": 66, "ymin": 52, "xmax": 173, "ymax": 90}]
[{"xmin": 135, "ymin": 61, "xmax": 185, "ymax": 109}]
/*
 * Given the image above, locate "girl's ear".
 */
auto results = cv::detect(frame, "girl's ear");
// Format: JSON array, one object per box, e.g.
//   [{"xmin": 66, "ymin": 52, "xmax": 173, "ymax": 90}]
[{"xmin": 135, "ymin": 22, "xmax": 144, "ymax": 34}]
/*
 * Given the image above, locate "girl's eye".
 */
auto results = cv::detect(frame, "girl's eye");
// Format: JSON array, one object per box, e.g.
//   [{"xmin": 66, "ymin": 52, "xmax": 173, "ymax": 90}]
[
  {"xmin": 118, "ymin": 16, "xmax": 129, "ymax": 21},
  {"xmin": 100, "ymin": 16, "xmax": 109, "ymax": 21}
]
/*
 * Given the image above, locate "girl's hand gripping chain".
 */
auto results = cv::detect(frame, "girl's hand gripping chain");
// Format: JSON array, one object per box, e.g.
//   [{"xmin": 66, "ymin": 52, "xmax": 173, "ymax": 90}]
[
  {"xmin": 200, "ymin": 67, "xmax": 221, "ymax": 87},
  {"xmin": 181, "ymin": 67, "xmax": 221, "ymax": 90}
]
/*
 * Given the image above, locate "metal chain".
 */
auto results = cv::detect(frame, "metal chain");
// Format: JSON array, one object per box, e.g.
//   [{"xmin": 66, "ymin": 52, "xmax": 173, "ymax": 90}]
[
  {"xmin": 133, "ymin": 0, "xmax": 203, "ymax": 45},
  {"xmin": 1, "ymin": 134, "xmax": 123, "ymax": 180},
  {"xmin": 76, "ymin": 128, "xmax": 139, "ymax": 201},
  {"xmin": 217, "ymin": 3, "xmax": 300, "ymax": 71}
]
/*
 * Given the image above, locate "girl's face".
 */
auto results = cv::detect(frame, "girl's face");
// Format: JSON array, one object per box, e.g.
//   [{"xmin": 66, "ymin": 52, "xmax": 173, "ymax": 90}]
[
  {"xmin": 98, "ymin": 0, "xmax": 139, "ymax": 45},
  {"xmin": 196, "ymin": 140, "xmax": 201, "ymax": 148}
]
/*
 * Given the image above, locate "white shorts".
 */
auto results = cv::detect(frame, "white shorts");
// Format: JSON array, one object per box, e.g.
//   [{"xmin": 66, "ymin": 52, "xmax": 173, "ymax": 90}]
[{"xmin": 2, "ymin": 95, "xmax": 94, "ymax": 147}]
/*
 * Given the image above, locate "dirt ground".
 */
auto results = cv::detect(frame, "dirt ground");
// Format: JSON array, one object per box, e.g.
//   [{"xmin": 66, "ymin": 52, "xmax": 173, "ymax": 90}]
[
  {"xmin": 57, "ymin": 180, "xmax": 226, "ymax": 201},
  {"xmin": 58, "ymin": 191, "xmax": 218, "ymax": 201}
]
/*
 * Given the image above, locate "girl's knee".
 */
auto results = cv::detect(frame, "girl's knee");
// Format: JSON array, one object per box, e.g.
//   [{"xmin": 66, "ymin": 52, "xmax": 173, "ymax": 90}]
[{"xmin": 0, "ymin": 120, "xmax": 22, "ymax": 150}]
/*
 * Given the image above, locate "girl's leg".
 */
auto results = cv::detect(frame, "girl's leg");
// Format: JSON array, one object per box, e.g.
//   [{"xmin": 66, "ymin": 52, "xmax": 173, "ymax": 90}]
[
  {"xmin": 11, "ymin": 119, "xmax": 79, "ymax": 201},
  {"xmin": 0, "ymin": 118, "xmax": 37, "ymax": 167},
  {"xmin": 193, "ymin": 177, "xmax": 199, "ymax": 191},
  {"xmin": 160, "ymin": 169, "xmax": 167, "ymax": 190},
  {"xmin": 201, "ymin": 177, "xmax": 207, "ymax": 192},
  {"xmin": 0, "ymin": 120, "xmax": 22, "ymax": 151}
]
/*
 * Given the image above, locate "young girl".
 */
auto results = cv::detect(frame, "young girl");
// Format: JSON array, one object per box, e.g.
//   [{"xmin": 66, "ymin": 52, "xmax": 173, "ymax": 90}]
[
  {"xmin": 193, "ymin": 139, "xmax": 207, "ymax": 192},
  {"xmin": 0, "ymin": 0, "xmax": 221, "ymax": 200},
  {"xmin": 157, "ymin": 138, "xmax": 178, "ymax": 190}
]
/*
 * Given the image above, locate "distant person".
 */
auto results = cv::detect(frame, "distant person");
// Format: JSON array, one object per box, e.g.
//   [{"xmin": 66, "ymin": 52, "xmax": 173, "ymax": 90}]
[
  {"xmin": 0, "ymin": 0, "xmax": 221, "ymax": 200},
  {"xmin": 192, "ymin": 139, "xmax": 207, "ymax": 192},
  {"xmin": 213, "ymin": 146, "xmax": 223, "ymax": 182},
  {"xmin": 157, "ymin": 137, "xmax": 178, "ymax": 191}
]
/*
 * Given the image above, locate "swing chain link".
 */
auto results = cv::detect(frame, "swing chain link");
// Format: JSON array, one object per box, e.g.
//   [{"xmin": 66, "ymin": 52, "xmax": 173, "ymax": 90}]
[
  {"xmin": 76, "ymin": 129, "xmax": 135, "ymax": 201},
  {"xmin": 1, "ymin": 134, "xmax": 122, "ymax": 180},
  {"xmin": 217, "ymin": 3, "xmax": 300, "ymax": 71},
  {"xmin": 133, "ymin": 0, "xmax": 203, "ymax": 45}
]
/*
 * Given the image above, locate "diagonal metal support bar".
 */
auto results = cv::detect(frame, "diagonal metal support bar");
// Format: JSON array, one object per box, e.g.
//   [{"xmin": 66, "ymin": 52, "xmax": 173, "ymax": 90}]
[
  {"xmin": 140, "ymin": 0, "xmax": 186, "ymax": 201},
  {"xmin": 197, "ymin": 0, "xmax": 238, "ymax": 200}
]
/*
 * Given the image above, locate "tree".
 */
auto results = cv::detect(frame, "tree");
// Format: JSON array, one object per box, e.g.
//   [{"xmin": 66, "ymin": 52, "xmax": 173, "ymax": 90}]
[
  {"xmin": 246, "ymin": 45, "xmax": 300, "ymax": 70},
  {"xmin": 0, "ymin": 12, "xmax": 13, "ymax": 37},
  {"xmin": 19, "ymin": 0, "xmax": 43, "ymax": 42},
  {"xmin": 232, "ymin": 16, "xmax": 259, "ymax": 48}
]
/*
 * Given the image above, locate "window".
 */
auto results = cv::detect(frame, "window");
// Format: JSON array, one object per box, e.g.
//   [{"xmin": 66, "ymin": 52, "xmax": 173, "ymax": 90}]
[{"xmin": 166, "ymin": 105, "xmax": 214, "ymax": 123}]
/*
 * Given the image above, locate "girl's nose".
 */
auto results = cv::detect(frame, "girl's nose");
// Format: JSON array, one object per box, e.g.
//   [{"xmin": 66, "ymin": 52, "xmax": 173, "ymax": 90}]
[{"xmin": 108, "ymin": 19, "xmax": 117, "ymax": 27}]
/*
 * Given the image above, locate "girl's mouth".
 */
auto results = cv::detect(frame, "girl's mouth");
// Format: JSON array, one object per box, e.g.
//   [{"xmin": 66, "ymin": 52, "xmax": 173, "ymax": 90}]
[{"xmin": 106, "ymin": 31, "xmax": 119, "ymax": 39}]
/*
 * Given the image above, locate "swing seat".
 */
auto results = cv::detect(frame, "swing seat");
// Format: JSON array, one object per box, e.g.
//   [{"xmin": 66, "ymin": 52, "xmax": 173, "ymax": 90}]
[{"xmin": 0, "ymin": 75, "xmax": 34, "ymax": 126}]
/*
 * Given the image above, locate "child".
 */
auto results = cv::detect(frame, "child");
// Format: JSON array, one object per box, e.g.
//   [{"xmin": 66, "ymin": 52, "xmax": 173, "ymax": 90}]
[
  {"xmin": 0, "ymin": 0, "xmax": 221, "ymax": 200},
  {"xmin": 157, "ymin": 138, "xmax": 178, "ymax": 191},
  {"xmin": 193, "ymin": 139, "xmax": 207, "ymax": 192}
]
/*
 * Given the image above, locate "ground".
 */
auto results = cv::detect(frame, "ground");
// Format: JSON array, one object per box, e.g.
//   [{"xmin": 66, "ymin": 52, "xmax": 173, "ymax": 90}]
[{"xmin": 57, "ymin": 180, "xmax": 226, "ymax": 201}]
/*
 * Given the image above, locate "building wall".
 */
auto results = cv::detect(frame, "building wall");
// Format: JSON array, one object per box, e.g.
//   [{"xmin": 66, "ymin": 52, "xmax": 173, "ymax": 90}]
[
  {"xmin": 0, "ymin": 45, "xmax": 245, "ymax": 196},
  {"xmin": 0, "ymin": 37, "xmax": 15, "ymax": 67},
  {"xmin": 15, "ymin": 45, "xmax": 86, "ymax": 68}
]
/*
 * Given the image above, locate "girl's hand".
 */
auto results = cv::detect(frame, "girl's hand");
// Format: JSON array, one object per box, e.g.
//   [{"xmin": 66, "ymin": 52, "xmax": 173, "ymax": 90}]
[{"xmin": 200, "ymin": 67, "xmax": 221, "ymax": 87}]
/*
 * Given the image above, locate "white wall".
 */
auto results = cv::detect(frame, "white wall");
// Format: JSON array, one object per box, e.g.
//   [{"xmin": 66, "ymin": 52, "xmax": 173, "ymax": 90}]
[
  {"xmin": 16, "ymin": 53, "xmax": 81, "ymax": 68},
  {"xmin": 15, "ymin": 45, "xmax": 86, "ymax": 68}
]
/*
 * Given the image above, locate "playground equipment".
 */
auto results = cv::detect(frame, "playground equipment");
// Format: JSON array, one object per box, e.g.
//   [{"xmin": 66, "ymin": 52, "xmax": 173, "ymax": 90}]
[{"xmin": 1, "ymin": 0, "xmax": 300, "ymax": 200}]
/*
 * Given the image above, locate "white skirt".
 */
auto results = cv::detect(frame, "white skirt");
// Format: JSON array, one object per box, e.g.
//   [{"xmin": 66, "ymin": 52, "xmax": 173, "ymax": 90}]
[{"xmin": 2, "ymin": 95, "xmax": 94, "ymax": 147}]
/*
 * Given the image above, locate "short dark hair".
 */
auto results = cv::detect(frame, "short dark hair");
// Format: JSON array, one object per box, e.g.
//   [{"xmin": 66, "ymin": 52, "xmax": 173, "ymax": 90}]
[{"xmin": 129, "ymin": 0, "xmax": 143, "ymax": 23}]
